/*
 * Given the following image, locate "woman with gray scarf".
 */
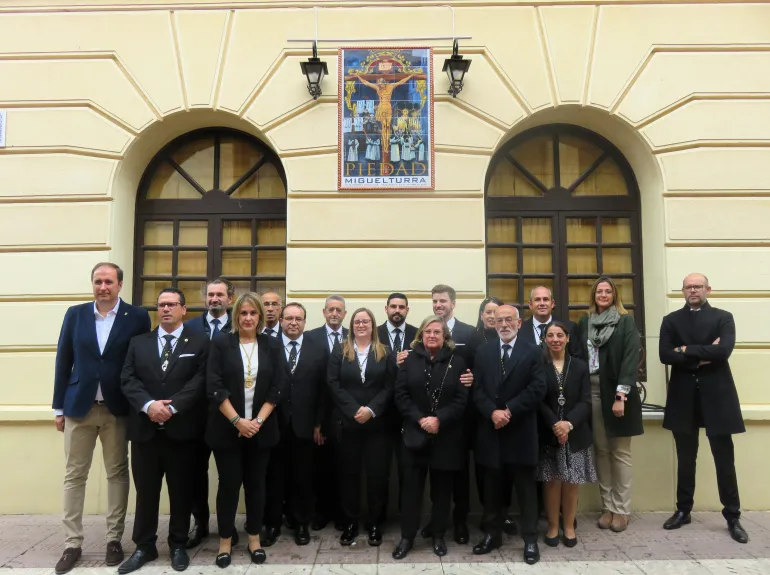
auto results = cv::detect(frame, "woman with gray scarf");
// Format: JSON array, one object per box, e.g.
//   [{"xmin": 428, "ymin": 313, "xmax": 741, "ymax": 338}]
[{"xmin": 576, "ymin": 277, "xmax": 642, "ymax": 533}]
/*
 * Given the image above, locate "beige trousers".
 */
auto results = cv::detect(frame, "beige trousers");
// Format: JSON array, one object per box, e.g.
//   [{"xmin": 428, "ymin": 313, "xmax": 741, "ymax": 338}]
[
  {"xmin": 590, "ymin": 375, "xmax": 633, "ymax": 516},
  {"xmin": 63, "ymin": 404, "xmax": 129, "ymax": 548}
]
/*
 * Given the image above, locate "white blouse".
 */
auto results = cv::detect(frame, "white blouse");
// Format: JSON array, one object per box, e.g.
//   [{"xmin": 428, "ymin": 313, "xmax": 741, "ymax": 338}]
[
  {"xmin": 240, "ymin": 341, "xmax": 259, "ymax": 419},
  {"xmin": 587, "ymin": 340, "xmax": 600, "ymax": 374}
]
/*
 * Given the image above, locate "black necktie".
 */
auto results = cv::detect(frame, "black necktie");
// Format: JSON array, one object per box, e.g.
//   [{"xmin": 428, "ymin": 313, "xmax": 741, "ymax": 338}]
[
  {"xmin": 501, "ymin": 343, "xmax": 512, "ymax": 377},
  {"xmin": 211, "ymin": 318, "xmax": 221, "ymax": 339},
  {"xmin": 537, "ymin": 324, "xmax": 547, "ymax": 345},
  {"xmin": 332, "ymin": 332, "xmax": 342, "ymax": 354},
  {"xmin": 393, "ymin": 328, "xmax": 402, "ymax": 352},
  {"xmin": 288, "ymin": 341, "xmax": 298, "ymax": 373},
  {"xmin": 265, "ymin": 328, "xmax": 275, "ymax": 337},
  {"xmin": 161, "ymin": 334, "xmax": 174, "ymax": 370}
]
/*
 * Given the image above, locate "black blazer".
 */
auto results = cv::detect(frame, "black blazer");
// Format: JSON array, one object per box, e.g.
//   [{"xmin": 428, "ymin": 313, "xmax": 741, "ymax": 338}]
[
  {"xmin": 53, "ymin": 300, "xmax": 151, "ymax": 417},
  {"xmin": 538, "ymin": 356, "xmax": 592, "ymax": 453},
  {"xmin": 305, "ymin": 325, "xmax": 349, "ymax": 434},
  {"xmin": 395, "ymin": 344, "xmax": 469, "ymax": 470},
  {"xmin": 327, "ymin": 345, "xmax": 397, "ymax": 433},
  {"xmin": 120, "ymin": 328, "xmax": 209, "ymax": 442},
  {"xmin": 305, "ymin": 325, "xmax": 349, "ymax": 358},
  {"xmin": 450, "ymin": 318, "xmax": 478, "ymax": 369},
  {"xmin": 472, "ymin": 337, "xmax": 546, "ymax": 468},
  {"xmin": 277, "ymin": 336, "xmax": 328, "ymax": 440},
  {"xmin": 660, "ymin": 302, "xmax": 745, "ymax": 436},
  {"xmin": 378, "ymin": 322, "xmax": 418, "ymax": 354},
  {"xmin": 206, "ymin": 332, "xmax": 284, "ymax": 450},
  {"xmin": 183, "ymin": 312, "xmax": 232, "ymax": 339},
  {"xmin": 519, "ymin": 318, "xmax": 582, "ymax": 359}
]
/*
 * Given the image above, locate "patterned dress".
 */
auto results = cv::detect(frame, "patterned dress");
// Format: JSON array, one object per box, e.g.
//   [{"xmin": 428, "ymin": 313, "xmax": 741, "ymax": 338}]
[{"xmin": 537, "ymin": 365, "xmax": 598, "ymax": 485}]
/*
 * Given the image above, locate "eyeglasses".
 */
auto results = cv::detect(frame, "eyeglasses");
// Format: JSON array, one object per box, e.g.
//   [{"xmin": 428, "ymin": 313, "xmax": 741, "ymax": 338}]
[
  {"xmin": 157, "ymin": 302, "xmax": 182, "ymax": 309},
  {"xmin": 283, "ymin": 316, "xmax": 305, "ymax": 323},
  {"xmin": 683, "ymin": 285, "xmax": 705, "ymax": 292},
  {"xmin": 495, "ymin": 317, "xmax": 518, "ymax": 324},
  {"xmin": 353, "ymin": 319, "xmax": 372, "ymax": 326},
  {"xmin": 262, "ymin": 302, "xmax": 282, "ymax": 307}
]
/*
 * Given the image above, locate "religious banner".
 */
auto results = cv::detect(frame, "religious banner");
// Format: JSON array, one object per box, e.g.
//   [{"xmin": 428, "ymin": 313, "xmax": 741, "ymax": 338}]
[{"xmin": 338, "ymin": 47, "xmax": 434, "ymax": 190}]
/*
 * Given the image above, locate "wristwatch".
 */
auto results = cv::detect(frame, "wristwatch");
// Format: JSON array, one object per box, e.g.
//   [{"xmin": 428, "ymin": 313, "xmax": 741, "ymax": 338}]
[
  {"xmin": 256, "ymin": 416, "xmax": 264, "ymax": 424},
  {"xmin": 615, "ymin": 394, "xmax": 626, "ymax": 402}
]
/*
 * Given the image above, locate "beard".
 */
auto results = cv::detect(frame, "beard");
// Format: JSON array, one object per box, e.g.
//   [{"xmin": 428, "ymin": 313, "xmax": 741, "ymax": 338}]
[{"xmin": 389, "ymin": 313, "xmax": 404, "ymax": 325}]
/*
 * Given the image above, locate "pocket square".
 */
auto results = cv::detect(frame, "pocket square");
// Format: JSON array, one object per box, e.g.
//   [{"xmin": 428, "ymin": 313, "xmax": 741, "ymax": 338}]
[{"xmin": 179, "ymin": 353, "xmax": 196, "ymax": 358}]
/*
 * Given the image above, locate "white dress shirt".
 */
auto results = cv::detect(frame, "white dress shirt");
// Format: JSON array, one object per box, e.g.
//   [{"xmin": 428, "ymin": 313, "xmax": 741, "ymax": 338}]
[
  {"xmin": 386, "ymin": 321, "xmax": 407, "ymax": 352},
  {"xmin": 532, "ymin": 316, "xmax": 552, "ymax": 345},
  {"xmin": 240, "ymin": 341, "xmax": 259, "ymax": 419},
  {"xmin": 325, "ymin": 324, "xmax": 345, "ymax": 352},
  {"xmin": 500, "ymin": 336, "xmax": 518, "ymax": 358},
  {"xmin": 445, "ymin": 316, "xmax": 457, "ymax": 334},
  {"xmin": 206, "ymin": 312, "xmax": 228, "ymax": 339},
  {"xmin": 263, "ymin": 324, "xmax": 280, "ymax": 337},
  {"xmin": 354, "ymin": 344, "xmax": 376, "ymax": 418},
  {"xmin": 282, "ymin": 333, "xmax": 303, "ymax": 365}
]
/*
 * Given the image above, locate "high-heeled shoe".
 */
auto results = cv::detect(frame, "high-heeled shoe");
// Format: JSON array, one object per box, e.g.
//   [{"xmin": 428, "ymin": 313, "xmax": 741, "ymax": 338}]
[
  {"xmin": 214, "ymin": 552, "xmax": 231, "ymax": 568},
  {"xmin": 248, "ymin": 547, "xmax": 266, "ymax": 564}
]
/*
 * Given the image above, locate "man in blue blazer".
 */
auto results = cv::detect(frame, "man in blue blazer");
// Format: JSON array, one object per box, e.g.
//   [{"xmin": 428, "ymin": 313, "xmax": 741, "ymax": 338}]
[{"xmin": 52, "ymin": 263, "xmax": 151, "ymax": 574}]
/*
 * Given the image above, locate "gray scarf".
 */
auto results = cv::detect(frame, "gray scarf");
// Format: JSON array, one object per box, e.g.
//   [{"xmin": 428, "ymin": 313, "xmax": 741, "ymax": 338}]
[{"xmin": 588, "ymin": 306, "xmax": 621, "ymax": 348}]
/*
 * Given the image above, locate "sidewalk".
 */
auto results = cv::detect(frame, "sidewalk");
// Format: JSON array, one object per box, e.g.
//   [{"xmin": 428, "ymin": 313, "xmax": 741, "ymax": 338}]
[{"xmin": 1, "ymin": 512, "xmax": 768, "ymax": 574}]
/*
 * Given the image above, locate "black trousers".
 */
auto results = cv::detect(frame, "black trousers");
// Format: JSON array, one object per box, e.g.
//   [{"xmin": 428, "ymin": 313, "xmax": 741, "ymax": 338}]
[
  {"xmin": 674, "ymin": 431, "xmax": 741, "ymax": 521},
  {"xmin": 313, "ymin": 436, "xmax": 344, "ymax": 523},
  {"xmin": 189, "ymin": 439, "xmax": 211, "ymax": 526},
  {"xmin": 131, "ymin": 433, "xmax": 195, "ymax": 551},
  {"xmin": 264, "ymin": 426, "xmax": 315, "ymax": 527},
  {"xmin": 400, "ymin": 458, "xmax": 453, "ymax": 540},
  {"xmin": 482, "ymin": 464, "xmax": 538, "ymax": 543},
  {"xmin": 213, "ymin": 439, "xmax": 271, "ymax": 538},
  {"xmin": 337, "ymin": 427, "xmax": 393, "ymax": 526}
]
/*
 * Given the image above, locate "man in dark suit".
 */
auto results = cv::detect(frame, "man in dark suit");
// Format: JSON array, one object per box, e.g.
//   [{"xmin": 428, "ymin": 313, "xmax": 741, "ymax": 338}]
[
  {"xmin": 378, "ymin": 292, "xmax": 417, "ymax": 354},
  {"xmin": 261, "ymin": 291, "xmax": 283, "ymax": 338},
  {"xmin": 305, "ymin": 295, "xmax": 348, "ymax": 530},
  {"xmin": 428, "ymin": 284, "xmax": 478, "ymax": 543},
  {"xmin": 118, "ymin": 288, "xmax": 209, "ymax": 573},
  {"xmin": 52, "ymin": 262, "xmax": 151, "ymax": 575},
  {"xmin": 182, "ymin": 277, "xmax": 234, "ymax": 548},
  {"xmin": 263, "ymin": 303, "xmax": 328, "ymax": 546},
  {"xmin": 472, "ymin": 305, "xmax": 545, "ymax": 565},
  {"xmin": 660, "ymin": 273, "xmax": 748, "ymax": 544},
  {"xmin": 519, "ymin": 285, "xmax": 581, "ymax": 358}
]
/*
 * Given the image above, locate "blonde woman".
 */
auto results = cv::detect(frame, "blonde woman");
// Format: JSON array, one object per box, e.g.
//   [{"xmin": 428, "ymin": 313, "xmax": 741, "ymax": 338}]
[
  {"xmin": 576, "ymin": 277, "xmax": 642, "ymax": 533},
  {"xmin": 327, "ymin": 308, "xmax": 397, "ymax": 547}
]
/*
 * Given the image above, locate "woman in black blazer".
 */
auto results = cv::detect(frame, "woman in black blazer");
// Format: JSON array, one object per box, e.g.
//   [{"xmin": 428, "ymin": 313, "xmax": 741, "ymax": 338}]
[
  {"xmin": 327, "ymin": 307, "xmax": 397, "ymax": 547},
  {"xmin": 206, "ymin": 292, "xmax": 283, "ymax": 567},
  {"xmin": 392, "ymin": 315, "xmax": 469, "ymax": 560},
  {"xmin": 537, "ymin": 321, "xmax": 596, "ymax": 548}
]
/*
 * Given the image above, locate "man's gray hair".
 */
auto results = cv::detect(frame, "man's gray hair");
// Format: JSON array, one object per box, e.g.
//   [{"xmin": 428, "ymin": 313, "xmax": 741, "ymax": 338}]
[
  {"xmin": 325, "ymin": 294, "xmax": 346, "ymax": 309},
  {"xmin": 529, "ymin": 285, "xmax": 553, "ymax": 301}
]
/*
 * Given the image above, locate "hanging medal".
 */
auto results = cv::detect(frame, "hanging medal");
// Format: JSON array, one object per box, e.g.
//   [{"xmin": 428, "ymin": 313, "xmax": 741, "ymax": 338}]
[{"xmin": 240, "ymin": 341, "xmax": 257, "ymax": 388}]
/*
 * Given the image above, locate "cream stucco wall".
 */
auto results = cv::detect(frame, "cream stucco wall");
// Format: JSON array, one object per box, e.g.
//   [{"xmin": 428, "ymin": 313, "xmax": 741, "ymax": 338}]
[{"xmin": 1, "ymin": 0, "xmax": 769, "ymax": 514}]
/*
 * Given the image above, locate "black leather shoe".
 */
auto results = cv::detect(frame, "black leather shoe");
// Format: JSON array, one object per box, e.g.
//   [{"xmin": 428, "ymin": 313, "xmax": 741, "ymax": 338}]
[
  {"xmin": 502, "ymin": 518, "xmax": 518, "ymax": 536},
  {"xmin": 118, "ymin": 548, "xmax": 159, "ymax": 574},
  {"xmin": 472, "ymin": 534, "xmax": 502, "ymax": 555},
  {"xmin": 311, "ymin": 515, "xmax": 329, "ymax": 531},
  {"xmin": 170, "ymin": 548, "xmax": 189, "ymax": 572},
  {"xmin": 420, "ymin": 523, "xmax": 433, "ymax": 538},
  {"xmin": 562, "ymin": 535, "xmax": 578, "ymax": 548},
  {"xmin": 261, "ymin": 526, "xmax": 280, "ymax": 547},
  {"xmin": 544, "ymin": 533, "xmax": 559, "ymax": 547},
  {"xmin": 433, "ymin": 536, "xmax": 447, "ymax": 557},
  {"xmin": 295, "ymin": 524, "xmax": 311, "ymax": 546},
  {"xmin": 186, "ymin": 522, "xmax": 209, "ymax": 549},
  {"xmin": 214, "ymin": 552, "xmax": 230, "ymax": 569},
  {"xmin": 392, "ymin": 538, "xmax": 413, "ymax": 560},
  {"xmin": 340, "ymin": 524, "xmax": 358, "ymax": 545},
  {"xmin": 663, "ymin": 510, "xmax": 691, "ymax": 530},
  {"xmin": 368, "ymin": 526, "xmax": 382, "ymax": 547},
  {"xmin": 248, "ymin": 547, "xmax": 267, "ymax": 564},
  {"xmin": 524, "ymin": 542, "xmax": 540, "ymax": 565},
  {"xmin": 283, "ymin": 515, "xmax": 297, "ymax": 530},
  {"xmin": 728, "ymin": 519, "xmax": 749, "ymax": 544},
  {"xmin": 454, "ymin": 523, "xmax": 469, "ymax": 544}
]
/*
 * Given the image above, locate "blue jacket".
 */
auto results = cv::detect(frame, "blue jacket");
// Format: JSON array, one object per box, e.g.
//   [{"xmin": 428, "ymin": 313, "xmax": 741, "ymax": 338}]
[{"xmin": 52, "ymin": 300, "xmax": 151, "ymax": 417}]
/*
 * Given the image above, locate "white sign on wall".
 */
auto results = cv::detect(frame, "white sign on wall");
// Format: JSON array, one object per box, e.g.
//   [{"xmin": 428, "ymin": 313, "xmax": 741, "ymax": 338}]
[{"xmin": 0, "ymin": 110, "xmax": 6, "ymax": 148}]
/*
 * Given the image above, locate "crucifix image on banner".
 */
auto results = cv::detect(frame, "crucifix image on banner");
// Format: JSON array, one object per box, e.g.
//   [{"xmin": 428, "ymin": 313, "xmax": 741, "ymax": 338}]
[{"xmin": 338, "ymin": 47, "xmax": 434, "ymax": 190}]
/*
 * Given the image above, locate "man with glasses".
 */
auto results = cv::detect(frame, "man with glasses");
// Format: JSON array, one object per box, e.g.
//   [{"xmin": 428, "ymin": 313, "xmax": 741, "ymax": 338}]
[
  {"xmin": 261, "ymin": 292, "xmax": 283, "ymax": 337},
  {"xmin": 263, "ymin": 303, "xmax": 327, "ymax": 546},
  {"xmin": 659, "ymin": 273, "xmax": 748, "ymax": 543},
  {"xmin": 52, "ymin": 263, "xmax": 150, "ymax": 574}
]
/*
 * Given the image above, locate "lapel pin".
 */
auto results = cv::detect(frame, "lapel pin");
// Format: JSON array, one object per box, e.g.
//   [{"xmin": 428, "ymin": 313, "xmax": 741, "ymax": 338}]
[
  {"xmin": 184, "ymin": 339, "xmax": 188, "ymax": 342},
  {"xmin": 124, "ymin": 312, "xmax": 128, "ymax": 316}
]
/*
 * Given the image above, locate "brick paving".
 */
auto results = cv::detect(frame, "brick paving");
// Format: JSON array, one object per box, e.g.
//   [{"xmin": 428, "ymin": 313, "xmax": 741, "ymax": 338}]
[{"xmin": 0, "ymin": 513, "xmax": 768, "ymax": 573}]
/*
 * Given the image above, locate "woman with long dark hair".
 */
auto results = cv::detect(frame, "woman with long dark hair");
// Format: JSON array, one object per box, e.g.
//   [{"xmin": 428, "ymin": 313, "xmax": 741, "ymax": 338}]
[{"xmin": 474, "ymin": 296, "xmax": 504, "ymax": 346}]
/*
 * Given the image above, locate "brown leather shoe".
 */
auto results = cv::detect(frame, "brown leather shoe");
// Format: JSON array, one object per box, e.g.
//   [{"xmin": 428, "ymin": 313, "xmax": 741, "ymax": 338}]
[
  {"xmin": 597, "ymin": 511, "xmax": 613, "ymax": 530},
  {"xmin": 106, "ymin": 541, "xmax": 125, "ymax": 566},
  {"xmin": 610, "ymin": 514, "xmax": 629, "ymax": 532},
  {"xmin": 55, "ymin": 547, "xmax": 82, "ymax": 574}
]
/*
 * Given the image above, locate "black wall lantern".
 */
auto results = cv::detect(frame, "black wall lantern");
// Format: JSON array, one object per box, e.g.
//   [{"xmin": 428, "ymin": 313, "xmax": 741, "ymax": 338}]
[
  {"xmin": 300, "ymin": 41, "xmax": 328, "ymax": 100},
  {"xmin": 442, "ymin": 40, "xmax": 472, "ymax": 98}
]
